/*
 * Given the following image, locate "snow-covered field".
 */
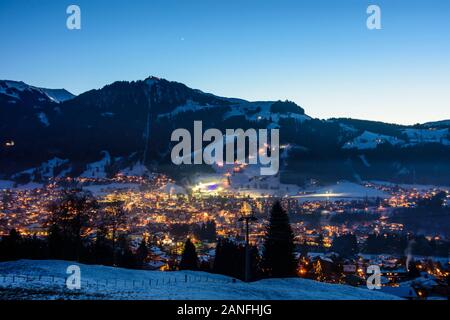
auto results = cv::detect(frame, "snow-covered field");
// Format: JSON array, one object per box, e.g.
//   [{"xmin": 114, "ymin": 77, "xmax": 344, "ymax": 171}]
[
  {"xmin": 0, "ymin": 260, "xmax": 399, "ymax": 300},
  {"xmin": 294, "ymin": 181, "xmax": 389, "ymax": 202}
]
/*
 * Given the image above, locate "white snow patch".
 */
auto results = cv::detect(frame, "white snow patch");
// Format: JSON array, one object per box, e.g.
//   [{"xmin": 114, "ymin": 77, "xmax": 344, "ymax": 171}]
[
  {"xmin": 223, "ymin": 101, "xmax": 311, "ymax": 123},
  {"xmin": 40, "ymin": 88, "xmax": 75, "ymax": 103},
  {"xmin": 119, "ymin": 162, "xmax": 150, "ymax": 177},
  {"xmin": 295, "ymin": 181, "xmax": 388, "ymax": 202},
  {"xmin": 402, "ymin": 128, "xmax": 450, "ymax": 146},
  {"xmin": 37, "ymin": 112, "xmax": 49, "ymax": 126},
  {"xmin": 343, "ymin": 131, "xmax": 404, "ymax": 150},
  {"xmin": 157, "ymin": 100, "xmax": 221, "ymax": 118},
  {"xmin": 0, "ymin": 180, "xmax": 15, "ymax": 189},
  {"xmin": 80, "ymin": 151, "xmax": 111, "ymax": 179},
  {"xmin": 368, "ymin": 180, "xmax": 447, "ymax": 191},
  {"xmin": 83, "ymin": 183, "xmax": 141, "ymax": 196},
  {"xmin": 0, "ymin": 260, "xmax": 400, "ymax": 300},
  {"xmin": 39, "ymin": 157, "xmax": 69, "ymax": 178},
  {"xmin": 0, "ymin": 80, "xmax": 75, "ymax": 103},
  {"xmin": 158, "ymin": 182, "xmax": 187, "ymax": 195},
  {"xmin": 14, "ymin": 182, "xmax": 44, "ymax": 190}
]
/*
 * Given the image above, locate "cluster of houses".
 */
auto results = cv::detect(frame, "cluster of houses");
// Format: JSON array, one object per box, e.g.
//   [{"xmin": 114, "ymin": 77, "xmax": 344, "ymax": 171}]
[{"xmin": 299, "ymin": 252, "xmax": 449, "ymax": 300}]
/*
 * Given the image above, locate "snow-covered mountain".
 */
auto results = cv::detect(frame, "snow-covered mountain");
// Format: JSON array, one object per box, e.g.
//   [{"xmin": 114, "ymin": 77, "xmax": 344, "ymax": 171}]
[
  {"xmin": 0, "ymin": 80, "xmax": 75, "ymax": 103},
  {"xmin": 0, "ymin": 260, "xmax": 400, "ymax": 300},
  {"xmin": 1, "ymin": 76, "xmax": 449, "ymax": 186},
  {"xmin": 342, "ymin": 130, "xmax": 405, "ymax": 150}
]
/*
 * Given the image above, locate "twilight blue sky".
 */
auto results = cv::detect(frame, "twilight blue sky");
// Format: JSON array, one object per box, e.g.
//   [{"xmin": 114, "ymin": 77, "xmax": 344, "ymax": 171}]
[{"xmin": 0, "ymin": 0, "xmax": 449, "ymax": 124}]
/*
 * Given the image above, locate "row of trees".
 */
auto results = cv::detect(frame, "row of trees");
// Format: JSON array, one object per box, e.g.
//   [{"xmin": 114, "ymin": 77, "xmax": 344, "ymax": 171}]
[
  {"xmin": 0, "ymin": 227, "xmax": 151, "ymax": 269},
  {"xmin": 0, "ymin": 189, "xmax": 151, "ymax": 268},
  {"xmin": 169, "ymin": 220, "xmax": 217, "ymax": 241},
  {"xmin": 308, "ymin": 232, "xmax": 450, "ymax": 258},
  {"xmin": 178, "ymin": 201, "xmax": 298, "ymax": 281},
  {"xmin": 1, "ymin": 189, "xmax": 298, "ymax": 280}
]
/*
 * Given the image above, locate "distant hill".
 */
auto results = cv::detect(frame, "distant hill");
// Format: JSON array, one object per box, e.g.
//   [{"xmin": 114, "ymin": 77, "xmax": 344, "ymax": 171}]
[{"xmin": 1, "ymin": 76, "xmax": 449, "ymax": 185}]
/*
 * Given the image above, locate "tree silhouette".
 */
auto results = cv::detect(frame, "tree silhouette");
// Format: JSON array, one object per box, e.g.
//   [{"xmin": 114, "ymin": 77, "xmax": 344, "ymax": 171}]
[
  {"xmin": 48, "ymin": 190, "xmax": 98, "ymax": 261},
  {"xmin": 99, "ymin": 200, "xmax": 127, "ymax": 266},
  {"xmin": 179, "ymin": 238, "xmax": 199, "ymax": 270},
  {"xmin": 136, "ymin": 238, "xmax": 149, "ymax": 267},
  {"xmin": 0, "ymin": 229, "xmax": 22, "ymax": 260},
  {"xmin": 331, "ymin": 234, "xmax": 359, "ymax": 258},
  {"xmin": 262, "ymin": 201, "xmax": 297, "ymax": 277},
  {"xmin": 213, "ymin": 238, "xmax": 260, "ymax": 281}
]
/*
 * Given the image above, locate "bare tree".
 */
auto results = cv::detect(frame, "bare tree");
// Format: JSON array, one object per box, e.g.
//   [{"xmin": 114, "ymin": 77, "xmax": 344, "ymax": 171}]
[
  {"xmin": 48, "ymin": 189, "xmax": 98, "ymax": 261},
  {"xmin": 99, "ymin": 200, "xmax": 128, "ymax": 266}
]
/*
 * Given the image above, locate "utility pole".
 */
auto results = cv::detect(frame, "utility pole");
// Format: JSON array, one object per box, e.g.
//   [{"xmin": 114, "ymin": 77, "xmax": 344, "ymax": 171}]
[{"xmin": 239, "ymin": 202, "xmax": 257, "ymax": 282}]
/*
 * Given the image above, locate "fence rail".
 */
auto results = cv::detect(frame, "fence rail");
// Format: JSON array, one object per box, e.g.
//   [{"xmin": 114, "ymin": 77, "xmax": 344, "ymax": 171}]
[{"xmin": 0, "ymin": 273, "xmax": 236, "ymax": 290}]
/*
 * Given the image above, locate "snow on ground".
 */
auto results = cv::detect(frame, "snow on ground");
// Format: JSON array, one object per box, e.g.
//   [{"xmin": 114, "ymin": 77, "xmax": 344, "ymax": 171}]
[
  {"xmin": 12, "ymin": 182, "xmax": 44, "ymax": 190},
  {"xmin": 10, "ymin": 157, "xmax": 70, "ymax": 183},
  {"xmin": 37, "ymin": 112, "xmax": 50, "ymax": 126},
  {"xmin": 82, "ymin": 183, "xmax": 141, "ymax": 196},
  {"xmin": 80, "ymin": 151, "xmax": 111, "ymax": 179},
  {"xmin": 343, "ymin": 131, "xmax": 404, "ymax": 150},
  {"xmin": 39, "ymin": 88, "xmax": 75, "ymax": 103},
  {"xmin": 223, "ymin": 101, "xmax": 311, "ymax": 123},
  {"xmin": 0, "ymin": 80, "xmax": 74, "ymax": 103},
  {"xmin": 295, "ymin": 181, "xmax": 389, "ymax": 202},
  {"xmin": 156, "ymin": 98, "xmax": 311, "ymax": 124},
  {"xmin": 369, "ymin": 180, "xmax": 448, "ymax": 191},
  {"xmin": 342, "ymin": 128, "xmax": 450, "ymax": 150},
  {"xmin": 0, "ymin": 180, "xmax": 47, "ymax": 191},
  {"xmin": 158, "ymin": 182, "xmax": 187, "ymax": 195},
  {"xmin": 119, "ymin": 162, "xmax": 150, "ymax": 176},
  {"xmin": 402, "ymin": 128, "xmax": 450, "ymax": 146},
  {"xmin": 39, "ymin": 157, "xmax": 69, "ymax": 178},
  {"xmin": 195, "ymin": 163, "xmax": 302, "ymax": 197},
  {"xmin": 157, "ymin": 100, "xmax": 223, "ymax": 119},
  {"xmin": 0, "ymin": 180, "xmax": 15, "ymax": 189},
  {"xmin": 0, "ymin": 260, "xmax": 399, "ymax": 300}
]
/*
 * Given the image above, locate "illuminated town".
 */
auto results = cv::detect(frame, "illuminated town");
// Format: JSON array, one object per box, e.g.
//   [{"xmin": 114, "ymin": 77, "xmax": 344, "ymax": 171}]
[{"xmin": 1, "ymin": 169, "xmax": 449, "ymax": 299}]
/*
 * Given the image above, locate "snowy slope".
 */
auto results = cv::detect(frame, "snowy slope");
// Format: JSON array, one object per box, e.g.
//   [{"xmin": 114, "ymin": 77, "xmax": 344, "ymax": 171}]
[
  {"xmin": 0, "ymin": 80, "xmax": 75, "ymax": 103},
  {"xmin": 295, "ymin": 181, "xmax": 388, "ymax": 202},
  {"xmin": 40, "ymin": 88, "xmax": 75, "ymax": 103},
  {"xmin": 343, "ymin": 131, "xmax": 404, "ymax": 150},
  {"xmin": 0, "ymin": 260, "xmax": 399, "ymax": 300},
  {"xmin": 157, "ymin": 100, "xmax": 224, "ymax": 118},
  {"xmin": 80, "ymin": 151, "xmax": 111, "ymax": 179},
  {"xmin": 11, "ymin": 157, "xmax": 70, "ymax": 181},
  {"xmin": 402, "ymin": 128, "xmax": 450, "ymax": 146},
  {"xmin": 156, "ymin": 98, "xmax": 311, "ymax": 124},
  {"xmin": 223, "ymin": 101, "xmax": 311, "ymax": 123},
  {"xmin": 342, "ymin": 128, "xmax": 450, "ymax": 150}
]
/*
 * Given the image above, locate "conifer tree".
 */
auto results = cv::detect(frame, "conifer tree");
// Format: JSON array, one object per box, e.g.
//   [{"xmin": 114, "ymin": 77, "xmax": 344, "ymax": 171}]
[
  {"xmin": 179, "ymin": 238, "xmax": 199, "ymax": 270},
  {"xmin": 136, "ymin": 238, "xmax": 149, "ymax": 267},
  {"xmin": 262, "ymin": 201, "xmax": 297, "ymax": 277}
]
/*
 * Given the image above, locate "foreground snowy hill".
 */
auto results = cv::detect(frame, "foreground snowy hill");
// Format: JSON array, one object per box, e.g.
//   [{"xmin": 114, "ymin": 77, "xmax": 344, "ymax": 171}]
[{"xmin": 0, "ymin": 260, "xmax": 399, "ymax": 300}]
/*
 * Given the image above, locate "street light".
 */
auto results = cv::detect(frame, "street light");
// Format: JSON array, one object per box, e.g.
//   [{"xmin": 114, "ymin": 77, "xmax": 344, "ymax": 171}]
[{"xmin": 239, "ymin": 202, "xmax": 257, "ymax": 282}]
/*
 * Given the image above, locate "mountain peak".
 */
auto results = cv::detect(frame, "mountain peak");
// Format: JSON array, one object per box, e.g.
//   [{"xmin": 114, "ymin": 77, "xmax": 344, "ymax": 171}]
[
  {"xmin": 145, "ymin": 76, "xmax": 162, "ymax": 82},
  {"xmin": 0, "ymin": 79, "xmax": 75, "ymax": 103}
]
